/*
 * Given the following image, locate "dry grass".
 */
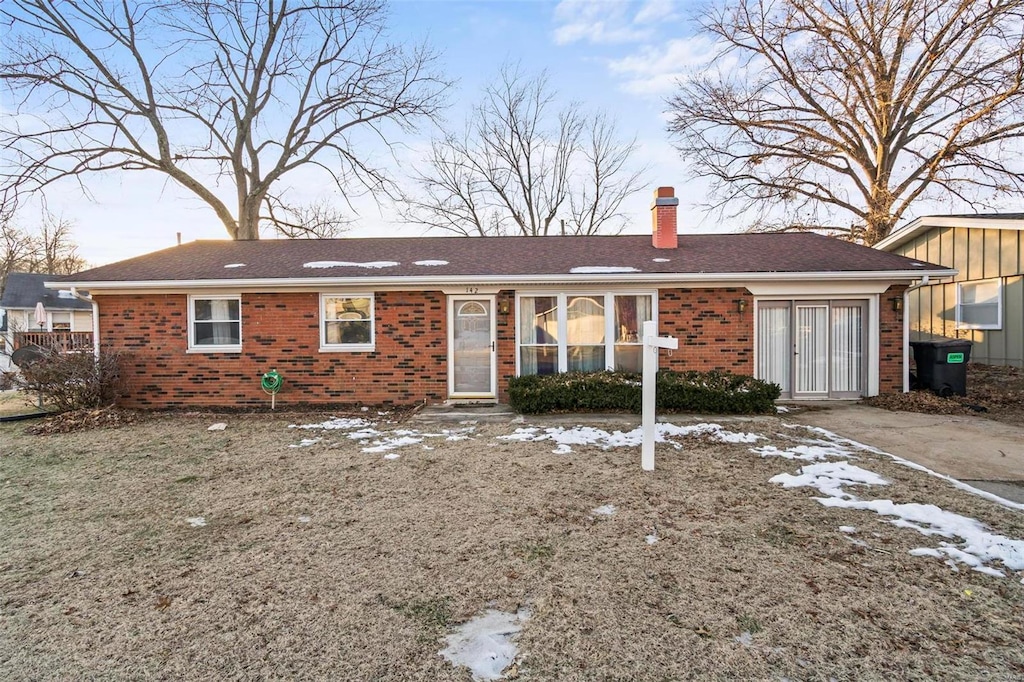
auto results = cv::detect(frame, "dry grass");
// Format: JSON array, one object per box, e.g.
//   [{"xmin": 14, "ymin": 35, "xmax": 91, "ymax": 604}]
[
  {"xmin": 1, "ymin": 413, "xmax": 1023, "ymax": 681},
  {"xmin": 0, "ymin": 389, "xmax": 42, "ymax": 417}
]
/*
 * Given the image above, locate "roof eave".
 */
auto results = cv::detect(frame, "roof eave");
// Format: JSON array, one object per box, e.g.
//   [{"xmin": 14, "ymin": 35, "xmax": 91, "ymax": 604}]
[
  {"xmin": 877, "ymin": 215, "xmax": 1024, "ymax": 251},
  {"xmin": 50, "ymin": 269, "xmax": 958, "ymax": 291}
]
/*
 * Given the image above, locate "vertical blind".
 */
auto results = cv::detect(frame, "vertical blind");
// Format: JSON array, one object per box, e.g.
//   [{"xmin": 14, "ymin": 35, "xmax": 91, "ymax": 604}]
[
  {"xmin": 757, "ymin": 305, "xmax": 791, "ymax": 393},
  {"xmin": 795, "ymin": 305, "xmax": 829, "ymax": 394}
]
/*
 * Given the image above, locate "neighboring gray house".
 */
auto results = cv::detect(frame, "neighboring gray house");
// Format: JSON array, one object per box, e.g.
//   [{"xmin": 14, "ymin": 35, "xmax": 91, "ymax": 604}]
[
  {"xmin": 0, "ymin": 272, "xmax": 94, "ymax": 373},
  {"xmin": 876, "ymin": 215, "xmax": 1024, "ymax": 368}
]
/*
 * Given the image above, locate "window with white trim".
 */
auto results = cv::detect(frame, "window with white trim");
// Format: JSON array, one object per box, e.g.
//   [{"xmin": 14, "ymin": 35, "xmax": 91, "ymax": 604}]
[
  {"xmin": 189, "ymin": 296, "xmax": 241, "ymax": 351},
  {"xmin": 321, "ymin": 294, "xmax": 374, "ymax": 351},
  {"xmin": 517, "ymin": 292, "xmax": 655, "ymax": 375},
  {"xmin": 957, "ymin": 279, "xmax": 1001, "ymax": 330}
]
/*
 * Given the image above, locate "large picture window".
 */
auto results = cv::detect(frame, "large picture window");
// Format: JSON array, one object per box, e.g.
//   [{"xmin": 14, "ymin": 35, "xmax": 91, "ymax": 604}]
[
  {"xmin": 517, "ymin": 292, "xmax": 655, "ymax": 375},
  {"xmin": 189, "ymin": 296, "xmax": 241, "ymax": 351},
  {"xmin": 321, "ymin": 294, "xmax": 374, "ymax": 351},
  {"xmin": 519, "ymin": 295, "xmax": 558, "ymax": 375},
  {"xmin": 957, "ymin": 280, "xmax": 1001, "ymax": 330}
]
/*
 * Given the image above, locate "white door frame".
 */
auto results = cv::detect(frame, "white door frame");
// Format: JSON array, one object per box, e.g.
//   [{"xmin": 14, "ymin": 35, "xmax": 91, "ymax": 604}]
[{"xmin": 447, "ymin": 294, "xmax": 497, "ymax": 401}]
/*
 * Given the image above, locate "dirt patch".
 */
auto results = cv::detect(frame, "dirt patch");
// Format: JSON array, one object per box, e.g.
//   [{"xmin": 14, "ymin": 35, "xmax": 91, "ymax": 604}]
[
  {"xmin": 0, "ymin": 414, "xmax": 1021, "ymax": 680},
  {"xmin": 864, "ymin": 363, "xmax": 1024, "ymax": 427}
]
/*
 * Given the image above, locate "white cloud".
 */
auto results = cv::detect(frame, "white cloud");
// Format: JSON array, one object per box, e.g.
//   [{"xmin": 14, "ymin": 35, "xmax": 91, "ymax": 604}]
[
  {"xmin": 552, "ymin": 0, "xmax": 676, "ymax": 46},
  {"xmin": 607, "ymin": 35, "xmax": 724, "ymax": 97}
]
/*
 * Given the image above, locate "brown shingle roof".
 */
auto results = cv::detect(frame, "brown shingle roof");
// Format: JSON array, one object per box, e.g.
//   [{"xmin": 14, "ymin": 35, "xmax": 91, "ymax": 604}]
[{"xmin": 61, "ymin": 233, "xmax": 947, "ymax": 285}]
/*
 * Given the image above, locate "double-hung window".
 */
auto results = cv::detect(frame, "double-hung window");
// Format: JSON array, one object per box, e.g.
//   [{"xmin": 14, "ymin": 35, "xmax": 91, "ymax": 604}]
[
  {"xmin": 321, "ymin": 294, "xmax": 374, "ymax": 351},
  {"xmin": 517, "ymin": 292, "xmax": 655, "ymax": 375},
  {"xmin": 957, "ymin": 280, "xmax": 1002, "ymax": 330},
  {"xmin": 189, "ymin": 295, "xmax": 241, "ymax": 351}
]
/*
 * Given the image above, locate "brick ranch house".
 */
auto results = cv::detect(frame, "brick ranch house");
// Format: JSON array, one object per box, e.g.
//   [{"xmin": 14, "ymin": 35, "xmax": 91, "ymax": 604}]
[{"xmin": 52, "ymin": 189, "xmax": 954, "ymax": 409}]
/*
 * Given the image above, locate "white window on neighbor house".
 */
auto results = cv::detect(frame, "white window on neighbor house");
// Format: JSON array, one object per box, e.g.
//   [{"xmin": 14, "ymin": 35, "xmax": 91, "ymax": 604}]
[
  {"xmin": 957, "ymin": 279, "xmax": 1002, "ymax": 330},
  {"xmin": 189, "ymin": 295, "xmax": 242, "ymax": 351},
  {"xmin": 320, "ymin": 294, "xmax": 374, "ymax": 351},
  {"xmin": 50, "ymin": 311, "xmax": 71, "ymax": 331},
  {"xmin": 517, "ymin": 292, "xmax": 655, "ymax": 376}
]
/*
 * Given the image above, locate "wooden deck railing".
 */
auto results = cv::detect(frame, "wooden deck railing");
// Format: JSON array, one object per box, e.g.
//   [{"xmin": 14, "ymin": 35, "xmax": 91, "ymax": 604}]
[{"xmin": 13, "ymin": 331, "xmax": 94, "ymax": 353}]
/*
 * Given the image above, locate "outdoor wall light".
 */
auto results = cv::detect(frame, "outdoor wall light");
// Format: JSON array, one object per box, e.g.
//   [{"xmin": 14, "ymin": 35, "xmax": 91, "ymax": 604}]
[
  {"xmin": 736, "ymin": 299, "xmax": 747, "ymax": 314},
  {"xmin": 498, "ymin": 300, "xmax": 511, "ymax": 315},
  {"xmin": 890, "ymin": 297, "xmax": 903, "ymax": 312}
]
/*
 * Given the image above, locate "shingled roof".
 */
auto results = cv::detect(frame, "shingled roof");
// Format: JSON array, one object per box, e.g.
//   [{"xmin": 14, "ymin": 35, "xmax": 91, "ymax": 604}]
[
  {"xmin": 1, "ymin": 272, "xmax": 93, "ymax": 310},
  {"xmin": 56, "ymin": 233, "xmax": 951, "ymax": 289}
]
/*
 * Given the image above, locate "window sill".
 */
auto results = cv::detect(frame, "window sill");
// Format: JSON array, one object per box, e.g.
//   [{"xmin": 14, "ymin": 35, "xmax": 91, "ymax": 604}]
[
  {"xmin": 319, "ymin": 344, "xmax": 375, "ymax": 353},
  {"xmin": 187, "ymin": 346, "xmax": 242, "ymax": 354}
]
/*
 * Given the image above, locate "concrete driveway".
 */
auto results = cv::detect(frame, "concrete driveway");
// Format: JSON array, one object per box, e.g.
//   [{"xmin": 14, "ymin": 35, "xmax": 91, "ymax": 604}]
[{"xmin": 791, "ymin": 404, "xmax": 1024, "ymax": 503}]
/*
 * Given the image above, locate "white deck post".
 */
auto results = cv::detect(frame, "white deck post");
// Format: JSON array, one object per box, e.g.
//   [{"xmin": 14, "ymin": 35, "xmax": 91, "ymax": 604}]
[{"xmin": 641, "ymin": 320, "xmax": 678, "ymax": 471}]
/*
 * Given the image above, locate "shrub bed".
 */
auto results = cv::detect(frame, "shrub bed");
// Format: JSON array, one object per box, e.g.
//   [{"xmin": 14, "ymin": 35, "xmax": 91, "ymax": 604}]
[{"xmin": 507, "ymin": 370, "xmax": 780, "ymax": 415}]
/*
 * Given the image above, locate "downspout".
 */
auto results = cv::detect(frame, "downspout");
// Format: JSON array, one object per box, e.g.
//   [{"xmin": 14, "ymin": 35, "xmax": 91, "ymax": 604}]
[
  {"xmin": 902, "ymin": 276, "xmax": 929, "ymax": 393},
  {"xmin": 70, "ymin": 287, "xmax": 100, "ymax": 360}
]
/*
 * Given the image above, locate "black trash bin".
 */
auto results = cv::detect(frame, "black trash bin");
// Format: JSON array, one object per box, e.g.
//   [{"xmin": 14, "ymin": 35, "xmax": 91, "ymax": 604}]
[{"xmin": 910, "ymin": 339, "xmax": 972, "ymax": 397}]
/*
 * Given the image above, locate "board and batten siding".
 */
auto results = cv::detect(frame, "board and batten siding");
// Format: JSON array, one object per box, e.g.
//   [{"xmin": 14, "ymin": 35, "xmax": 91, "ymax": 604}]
[{"xmin": 892, "ymin": 226, "xmax": 1024, "ymax": 367}]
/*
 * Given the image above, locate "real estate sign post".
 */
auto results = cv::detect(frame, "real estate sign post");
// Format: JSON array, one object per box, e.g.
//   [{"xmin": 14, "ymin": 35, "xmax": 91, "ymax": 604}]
[{"xmin": 641, "ymin": 320, "xmax": 678, "ymax": 471}]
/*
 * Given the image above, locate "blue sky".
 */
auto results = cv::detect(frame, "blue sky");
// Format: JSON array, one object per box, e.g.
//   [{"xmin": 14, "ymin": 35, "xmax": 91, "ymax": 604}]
[{"xmin": 20, "ymin": 0, "xmax": 714, "ymax": 266}]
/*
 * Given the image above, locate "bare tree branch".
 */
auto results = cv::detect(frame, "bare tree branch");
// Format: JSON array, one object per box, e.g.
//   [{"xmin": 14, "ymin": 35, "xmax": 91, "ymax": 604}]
[
  {"xmin": 402, "ymin": 65, "xmax": 648, "ymax": 236},
  {"xmin": 667, "ymin": 0, "xmax": 1024, "ymax": 245},
  {"xmin": 0, "ymin": 0, "xmax": 450, "ymax": 240}
]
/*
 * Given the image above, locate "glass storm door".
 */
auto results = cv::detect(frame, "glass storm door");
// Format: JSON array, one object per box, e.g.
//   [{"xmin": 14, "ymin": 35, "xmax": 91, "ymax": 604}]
[{"xmin": 449, "ymin": 297, "xmax": 496, "ymax": 398}]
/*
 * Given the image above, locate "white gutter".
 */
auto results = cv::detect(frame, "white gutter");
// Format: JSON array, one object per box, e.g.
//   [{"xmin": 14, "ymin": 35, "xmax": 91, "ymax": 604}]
[
  {"xmin": 70, "ymin": 287, "xmax": 100, "ymax": 360},
  {"xmin": 902, "ymin": 276, "xmax": 930, "ymax": 393},
  {"xmin": 47, "ymin": 268, "xmax": 958, "ymax": 292}
]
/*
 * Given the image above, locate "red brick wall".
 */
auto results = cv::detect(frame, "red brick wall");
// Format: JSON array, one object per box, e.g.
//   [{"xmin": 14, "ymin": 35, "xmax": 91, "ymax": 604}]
[
  {"xmin": 97, "ymin": 284, "xmax": 902, "ymax": 408},
  {"xmin": 658, "ymin": 287, "xmax": 754, "ymax": 374},
  {"xmin": 97, "ymin": 291, "xmax": 448, "ymax": 409},
  {"xmin": 880, "ymin": 284, "xmax": 907, "ymax": 394}
]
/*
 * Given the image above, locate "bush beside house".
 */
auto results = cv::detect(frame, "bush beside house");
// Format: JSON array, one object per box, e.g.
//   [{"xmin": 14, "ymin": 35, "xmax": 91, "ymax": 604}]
[{"xmin": 507, "ymin": 370, "xmax": 781, "ymax": 414}]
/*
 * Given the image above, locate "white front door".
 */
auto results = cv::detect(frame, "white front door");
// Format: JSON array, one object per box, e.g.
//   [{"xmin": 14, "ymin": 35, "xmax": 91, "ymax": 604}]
[{"xmin": 448, "ymin": 296, "xmax": 496, "ymax": 399}]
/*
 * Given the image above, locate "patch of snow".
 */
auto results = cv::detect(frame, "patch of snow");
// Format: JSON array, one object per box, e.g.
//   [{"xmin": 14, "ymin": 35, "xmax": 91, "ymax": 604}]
[
  {"xmin": 752, "ymin": 442, "xmax": 854, "ymax": 462},
  {"xmin": 224, "ymin": 263, "xmax": 246, "ymax": 268},
  {"xmin": 362, "ymin": 435, "xmax": 424, "ymax": 453},
  {"xmin": 734, "ymin": 631, "xmax": 754, "ymax": 647},
  {"xmin": 289, "ymin": 437, "xmax": 321, "ymax": 448},
  {"xmin": 771, "ymin": 445, "xmax": 1024, "ymax": 577},
  {"xmin": 57, "ymin": 290, "xmax": 76, "ymax": 298},
  {"xmin": 186, "ymin": 517, "xmax": 206, "ymax": 527},
  {"xmin": 652, "ymin": 257, "xmax": 671, "ymax": 263},
  {"xmin": 303, "ymin": 260, "xmax": 400, "ymax": 269},
  {"xmin": 592, "ymin": 504, "xmax": 617, "ymax": 516},
  {"xmin": 497, "ymin": 422, "xmax": 760, "ymax": 454},
  {"xmin": 839, "ymin": 526, "xmax": 857, "ymax": 534},
  {"xmin": 383, "ymin": 453, "xmax": 401, "ymax": 460},
  {"xmin": 797, "ymin": 425, "xmax": 1024, "ymax": 512},
  {"xmin": 207, "ymin": 422, "xmax": 227, "ymax": 431},
  {"xmin": 770, "ymin": 461, "xmax": 889, "ymax": 497},
  {"xmin": 645, "ymin": 534, "xmax": 659, "ymax": 545},
  {"xmin": 414, "ymin": 259, "xmax": 449, "ymax": 266},
  {"xmin": 775, "ymin": 405, "xmax": 790, "ymax": 413},
  {"xmin": 298, "ymin": 515, "xmax": 311, "ymax": 523},
  {"xmin": 290, "ymin": 417, "xmax": 374, "ymax": 431},
  {"xmin": 569, "ymin": 266, "xmax": 640, "ymax": 274},
  {"xmin": 439, "ymin": 609, "xmax": 529, "ymax": 681}
]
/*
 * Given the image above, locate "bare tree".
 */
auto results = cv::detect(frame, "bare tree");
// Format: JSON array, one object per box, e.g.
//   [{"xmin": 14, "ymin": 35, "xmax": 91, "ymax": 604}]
[
  {"xmin": 0, "ymin": 207, "xmax": 86, "ymax": 298},
  {"xmin": 667, "ymin": 0, "xmax": 1024, "ymax": 245},
  {"xmin": 0, "ymin": 0, "xmax": 448, "ymax": 240},
  {"xmin": 403, "ymin": 66, "xmax": 646, "ymax": 236}
]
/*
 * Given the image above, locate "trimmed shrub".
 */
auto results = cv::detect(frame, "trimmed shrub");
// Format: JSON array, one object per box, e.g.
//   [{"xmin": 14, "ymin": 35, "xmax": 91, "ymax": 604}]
[
  {"xmin": 507, "ymin": 370, "xmax": 780, "ymax": 415},
  {"xmin": 10, "ymin": 347, "xmax": 127, "ymax": 412}
]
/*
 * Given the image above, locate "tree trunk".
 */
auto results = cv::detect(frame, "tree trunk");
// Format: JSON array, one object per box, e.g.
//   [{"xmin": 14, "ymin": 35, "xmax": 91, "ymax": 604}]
[{"xmin": 236, "ymin": 195, "xmax": 263, "ymax": 241}]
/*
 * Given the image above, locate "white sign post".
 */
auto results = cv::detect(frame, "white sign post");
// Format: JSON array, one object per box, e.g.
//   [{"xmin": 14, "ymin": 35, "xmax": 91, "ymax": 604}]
[{"xmin": 641, "ymin": 320, "xmax": 678, "ymax": 471}]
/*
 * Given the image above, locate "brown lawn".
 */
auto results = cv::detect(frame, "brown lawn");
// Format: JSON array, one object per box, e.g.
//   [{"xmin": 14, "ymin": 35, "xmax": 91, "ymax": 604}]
[{"xmin": 1, "ymin": 412, "xmax": 1022, "ymax": 680}]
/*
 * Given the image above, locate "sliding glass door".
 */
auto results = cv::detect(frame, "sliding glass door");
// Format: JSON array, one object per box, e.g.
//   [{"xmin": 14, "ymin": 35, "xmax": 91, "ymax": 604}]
[{"xmin": 757, "ymin": 300, "xmax": 866, "ymax": 399}]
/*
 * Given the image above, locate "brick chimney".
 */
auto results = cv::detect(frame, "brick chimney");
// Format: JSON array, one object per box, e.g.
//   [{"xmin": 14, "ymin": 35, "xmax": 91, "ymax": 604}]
[{"xmin": 651, "ymin": 186, "xmax": 679, "ymax": 249}]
